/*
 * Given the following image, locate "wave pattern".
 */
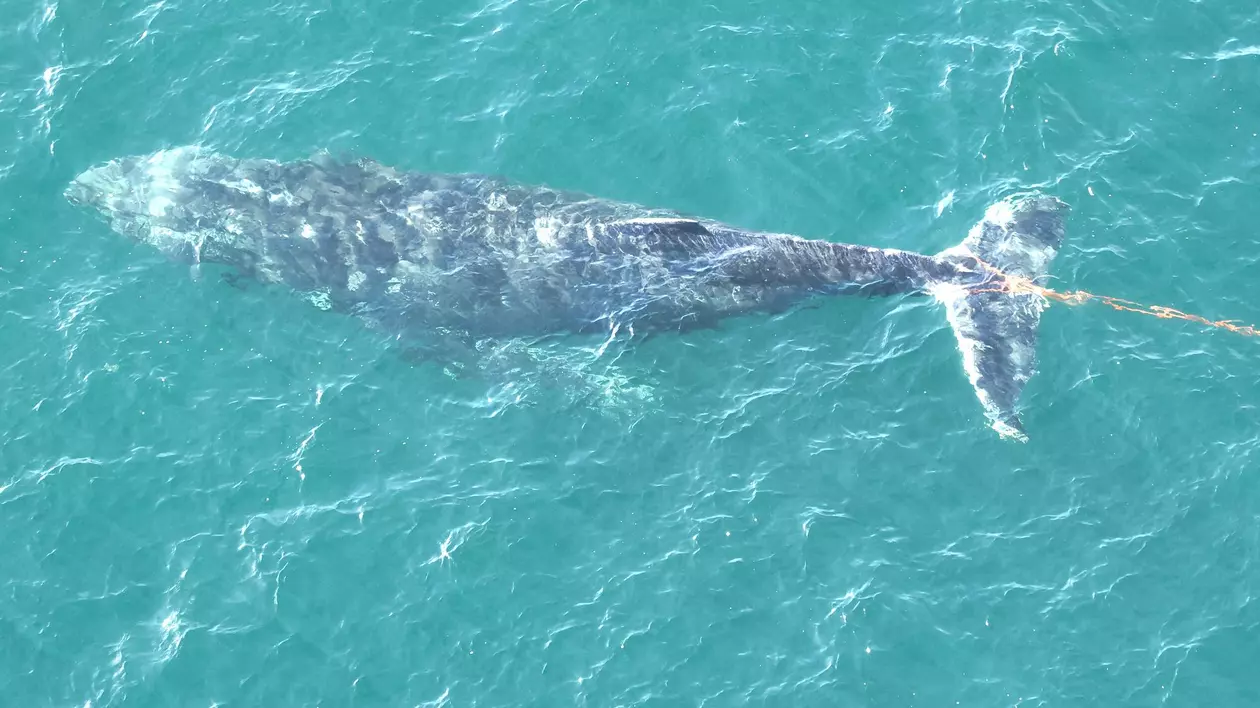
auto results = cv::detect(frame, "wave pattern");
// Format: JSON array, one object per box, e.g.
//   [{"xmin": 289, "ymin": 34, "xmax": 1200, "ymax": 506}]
[{"xmin": 3, "ymin": 0, "xmax": 1260, "ymax": 706}]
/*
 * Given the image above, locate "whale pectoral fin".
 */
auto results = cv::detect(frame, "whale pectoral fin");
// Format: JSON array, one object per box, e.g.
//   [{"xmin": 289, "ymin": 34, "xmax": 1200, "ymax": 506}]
[{"xmin": 220, "ymin": 269, "xmax": 255, "ymax": 291}]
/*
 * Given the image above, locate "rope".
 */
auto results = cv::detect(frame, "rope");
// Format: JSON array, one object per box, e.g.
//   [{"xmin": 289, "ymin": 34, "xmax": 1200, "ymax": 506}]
[{"xmin": 967, "ymin": 260, "xmax": 1260, "ymax": 338}]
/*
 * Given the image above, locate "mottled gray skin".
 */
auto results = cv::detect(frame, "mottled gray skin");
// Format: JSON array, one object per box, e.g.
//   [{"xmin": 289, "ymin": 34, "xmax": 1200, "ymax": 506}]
[
  {"xmin": 64, "ymin": 147, "xmax": 963, "ymax": 337},
  {"xmin": 64, "ymin": 146, "xmax": 1068, "ymax": 439},
  {"xmin": 934, "ymin": 195, "xmax": 1069, "ymax": 440}
]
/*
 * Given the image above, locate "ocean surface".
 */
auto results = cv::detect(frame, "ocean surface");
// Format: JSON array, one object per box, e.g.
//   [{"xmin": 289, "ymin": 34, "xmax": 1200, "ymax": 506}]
[{"xmin": 3, "ymin": 0, "xmax": 1260, "ymax": 705}]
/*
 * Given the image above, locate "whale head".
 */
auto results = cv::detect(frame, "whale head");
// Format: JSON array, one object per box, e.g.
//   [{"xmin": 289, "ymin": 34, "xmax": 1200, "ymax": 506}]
[{"xmin": 66, "ymin": 146, "xmax": 251, "ymax": 266}]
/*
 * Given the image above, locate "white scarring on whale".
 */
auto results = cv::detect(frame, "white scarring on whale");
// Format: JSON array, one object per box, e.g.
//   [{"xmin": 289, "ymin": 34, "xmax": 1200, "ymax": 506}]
[{"xmin": 64, "ymin": 145, "xmax": 1069, "ymax": 440}]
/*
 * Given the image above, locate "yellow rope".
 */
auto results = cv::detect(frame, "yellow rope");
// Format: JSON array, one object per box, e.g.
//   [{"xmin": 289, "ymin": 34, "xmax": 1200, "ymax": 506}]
[{"xmin": 969, "ymin": 261, "xmax": 1260, "ymax": 338}]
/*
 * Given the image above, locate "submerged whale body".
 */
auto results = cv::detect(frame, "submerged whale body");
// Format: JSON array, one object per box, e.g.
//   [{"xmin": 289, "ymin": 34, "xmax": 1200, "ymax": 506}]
[{"xmin": 65, "ymin": 146, "xmax": 1068, "ymax": 440}]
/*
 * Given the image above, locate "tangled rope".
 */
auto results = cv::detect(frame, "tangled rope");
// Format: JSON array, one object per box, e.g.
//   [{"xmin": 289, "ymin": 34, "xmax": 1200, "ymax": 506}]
[{"xmin": 969, "ymin": 261, "xmax": 1260, "ymax": 338}]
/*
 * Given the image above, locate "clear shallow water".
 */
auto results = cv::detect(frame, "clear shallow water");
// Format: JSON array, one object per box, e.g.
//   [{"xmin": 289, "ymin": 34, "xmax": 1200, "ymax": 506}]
[{"xmin": 3, "ymin": 0, "xmax": 1260, "ymax": 705}]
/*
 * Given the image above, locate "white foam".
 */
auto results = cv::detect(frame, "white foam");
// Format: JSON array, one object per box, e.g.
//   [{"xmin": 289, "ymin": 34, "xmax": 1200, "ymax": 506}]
[
  {"xmin": 221, "ymin": 178, "xmax": 263, "ymax": 197},
  {"xmin": 305, "ymin": 290, "xmax": 332, "ymax": 310},
  {"xmin": 534, "ymin": 216, "xmax": 560, "ymax": 247},
  {"xmin": 1199, "ymin": 45, "xmax": 1260, "ymax": 61},
  {"xmin": 983, "ymin": 199, "xmax": 1016, "ymax": 227},
  {"xmin": 268, "ymin": 190, "xmax": 296, "ymax": 206},
  {"xmin": 992, "ymin": 419, "xmax": 1028, "ymax": 443},
  {"xmin": 486, "ymin": 192, "xmax": 511, "ymax": 212},
  {"xmin": 147, "ymin": 196, "xmax": 173, "ymax": 216}
]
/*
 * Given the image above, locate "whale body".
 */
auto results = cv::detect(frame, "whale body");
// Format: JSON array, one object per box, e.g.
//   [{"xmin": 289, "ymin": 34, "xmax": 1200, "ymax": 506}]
[{"xmin": 65, "ymin": 146, "xmax": 1068, "ymax": 440}]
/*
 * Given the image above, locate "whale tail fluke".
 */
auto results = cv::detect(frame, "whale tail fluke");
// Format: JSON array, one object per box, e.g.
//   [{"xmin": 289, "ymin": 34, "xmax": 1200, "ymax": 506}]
[{"xmin": 932, "ymin": 194, "xmax": 1070, "ymax": 442}]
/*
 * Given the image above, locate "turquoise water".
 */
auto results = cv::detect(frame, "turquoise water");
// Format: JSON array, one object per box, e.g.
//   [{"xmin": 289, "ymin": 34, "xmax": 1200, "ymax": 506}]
[{"xmin": 4, "ymin": 0, "xmax": 1260, "ymax": 705}]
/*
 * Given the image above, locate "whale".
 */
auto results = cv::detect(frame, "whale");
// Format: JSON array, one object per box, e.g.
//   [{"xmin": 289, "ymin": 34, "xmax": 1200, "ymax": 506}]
[{"xmin": 64, "ymin": 146, "xmax": 1068, "ymax": 440}]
